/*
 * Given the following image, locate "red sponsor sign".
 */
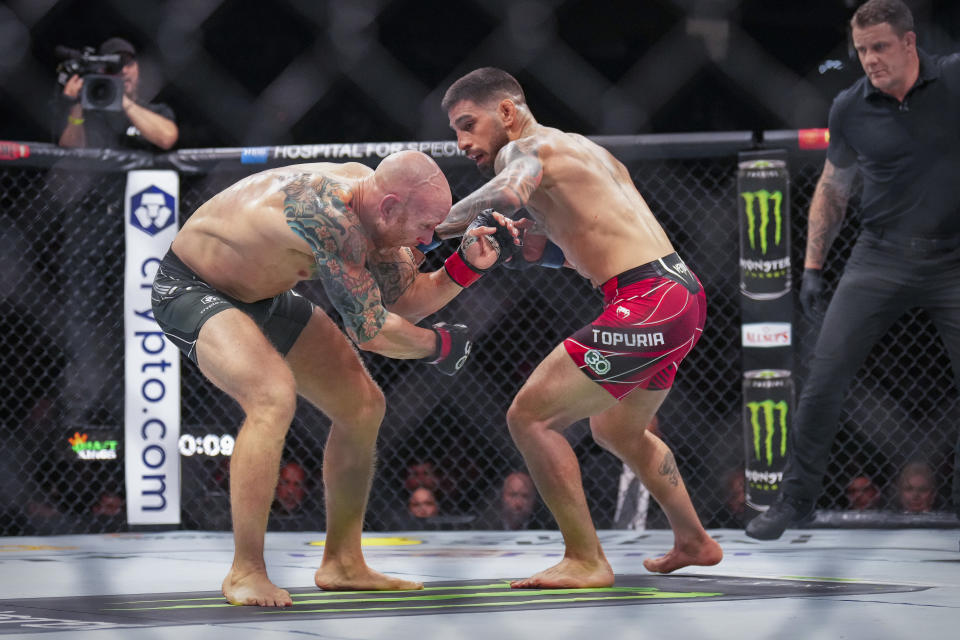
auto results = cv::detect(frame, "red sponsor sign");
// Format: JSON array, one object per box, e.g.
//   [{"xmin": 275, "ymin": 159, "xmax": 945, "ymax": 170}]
[
  {"xmin": 0, "ymin": 141, "xmax": 30, "ymax": 160},
  {"xmin": 797, "ymin": 128, "xmax": 829, "ymax": 150}
]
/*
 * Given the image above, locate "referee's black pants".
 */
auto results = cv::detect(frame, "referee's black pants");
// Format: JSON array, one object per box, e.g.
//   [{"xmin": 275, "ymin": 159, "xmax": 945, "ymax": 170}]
[{"xmin": 782, "ymin": 228, "xmax": 960, "ymax": 510}]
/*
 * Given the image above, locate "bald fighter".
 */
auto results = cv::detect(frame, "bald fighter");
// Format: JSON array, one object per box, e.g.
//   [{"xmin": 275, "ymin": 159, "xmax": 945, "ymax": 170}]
[
  {"xmin": 152, "ymin": 150, "xmax": 515, "ymax": 606},
  {"xmin": 436, "ymin": 68, "xmax": 723, "ymax": 588}
]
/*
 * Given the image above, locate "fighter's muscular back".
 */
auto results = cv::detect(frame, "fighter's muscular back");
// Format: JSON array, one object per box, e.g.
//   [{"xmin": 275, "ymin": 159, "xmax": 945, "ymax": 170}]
[
  {"xmin": 172, "ymin": 162, "xmax": 371, "ymax": 303},
  {"xmin": 505, "ymin": 127, "xmax": 674, "ymax": 287}
]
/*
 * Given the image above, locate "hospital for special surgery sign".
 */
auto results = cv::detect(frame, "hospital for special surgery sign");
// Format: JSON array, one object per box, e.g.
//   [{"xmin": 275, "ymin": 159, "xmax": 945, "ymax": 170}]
[{"xmin": 124, "ymin": 171, "xmax": 181, "ymax": 525}]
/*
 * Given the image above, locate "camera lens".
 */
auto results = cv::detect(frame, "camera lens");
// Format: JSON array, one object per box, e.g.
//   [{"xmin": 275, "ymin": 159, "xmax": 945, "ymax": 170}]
[
  {"xmin": 87, "ymin": 77, "xmax": 118, "ymax": 106},
  {"xmin": 81, "ymin": 75, "xmax": 123, "ymax": 111}
]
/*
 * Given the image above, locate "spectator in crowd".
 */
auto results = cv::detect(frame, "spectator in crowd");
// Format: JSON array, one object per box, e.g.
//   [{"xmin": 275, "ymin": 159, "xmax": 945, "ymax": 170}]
[
  {"xmin": 269, "ymin": 461, "xmax": 323, "ymax": 531},
  {"xmin": 896, "ymin": 461, "xmax": 936, "ymax": 513},
  {"xmin": 274, "ymin": 461, "xmax": 308, "ymax": 515},
  {"xmin": 408, "ymin": 487, "xmax": 439, "ymax": 519},
  {"xmin": 385, "ymin": 487, "xmax": 440, "ymax": 530},
  {"xmin": 90, "ymin": 488, "xmax": 126, "ymax": 531},
  {"xmin": 55, "ymin": 37, "xmax": 178, "ymax": 149},
  {"xmin": 91, "ymin": 489, "xmax": 124, "ymax": 516},
  {"xmin": 475, "ymin": 471, "xmax": 553, "ymax": 531},
  {"xmin": 404, "ymin": 460, "xmax": 440, "ymax": 493},
  {"xmin": 181, "ymin": 455, "xmax": 232, "ymax": 531},
  {"xmin": 404, "ymin": 458, "xmax": 464, "ymax": 511},
  {"xmin": 845, "ymin": 474, "xmax": 882, "ymax": 510}
]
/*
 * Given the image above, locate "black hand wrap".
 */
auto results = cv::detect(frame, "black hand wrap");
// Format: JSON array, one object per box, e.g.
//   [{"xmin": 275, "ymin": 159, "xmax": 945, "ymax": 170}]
[
  {"xmin": 799, "ymin": 268, "xmax": 827, "ymax": 322},
  {"xmin": 422, "ymin": 322, "xmax": 472, "ymax": 375},
  {"xmin": 444, "ymin": 209, "xmax": 519, "ymax": 287},
  {"xmin": 461, "ymin": 208, "xmax": 518, "ymax": 271}
]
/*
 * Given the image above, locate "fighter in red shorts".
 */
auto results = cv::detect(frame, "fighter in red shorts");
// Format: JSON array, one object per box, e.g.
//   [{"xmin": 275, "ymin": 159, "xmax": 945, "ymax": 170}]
[
  {"xmin": 565, "ymin": 254, "xmax": 706, "ymax": 398},
  {"xmin": 434, "ymin": 68, "xmax": 722, "ymax": 589}
]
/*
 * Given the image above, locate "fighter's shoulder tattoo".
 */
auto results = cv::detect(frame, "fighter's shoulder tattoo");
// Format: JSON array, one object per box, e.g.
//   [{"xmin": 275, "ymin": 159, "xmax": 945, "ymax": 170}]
[
  {"xmin": 492, "ymin": 138, "xmax": 544, "ymax": 210},
  {"xmin": 368, "ymin": 247, "xmax": 419, "ymax": 306},
  {"xmin": 495, "ymin": 136, "xmax": 542, "ymax": 172},
  {"xmin": 283, "ymin": 174, "xmax": 362, "ymax": 264},
  {"xmin": 440, "ymin": 138, "xmax": 546, "ymax": 235},
  {"xmin": 282, "ymin": 173, "xmax": 385, "ymax": 342}
]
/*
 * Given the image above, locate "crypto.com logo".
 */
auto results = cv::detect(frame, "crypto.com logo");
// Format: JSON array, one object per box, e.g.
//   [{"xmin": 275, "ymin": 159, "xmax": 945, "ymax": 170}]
[{"xmin": 130, "ymin": 185, "xmax": 176, "ymax": 236}]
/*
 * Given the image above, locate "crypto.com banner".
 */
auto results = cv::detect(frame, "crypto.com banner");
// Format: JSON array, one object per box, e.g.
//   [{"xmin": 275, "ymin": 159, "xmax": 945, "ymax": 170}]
[{"xmin": 124, "ymin": 170, "xmax": 181, "ymax": 525}]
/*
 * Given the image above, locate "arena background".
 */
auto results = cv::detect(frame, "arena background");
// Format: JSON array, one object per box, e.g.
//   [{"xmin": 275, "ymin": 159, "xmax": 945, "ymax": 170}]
[{"xmin": 1, "ymin": 0, "xmax": 959, "ymax": 536}]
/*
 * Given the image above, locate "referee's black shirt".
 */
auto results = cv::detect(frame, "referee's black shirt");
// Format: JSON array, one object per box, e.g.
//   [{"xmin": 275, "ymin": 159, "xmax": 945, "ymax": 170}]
[{"xmin": 826, "ymin": 49, "xmax": 960, "ymax": 237}]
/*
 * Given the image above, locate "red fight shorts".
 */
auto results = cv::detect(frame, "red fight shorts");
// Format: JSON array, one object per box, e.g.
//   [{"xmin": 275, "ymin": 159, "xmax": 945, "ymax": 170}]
[{"xmin": 563, "ymin": 253, "xmax": 706, "ymax": 400}]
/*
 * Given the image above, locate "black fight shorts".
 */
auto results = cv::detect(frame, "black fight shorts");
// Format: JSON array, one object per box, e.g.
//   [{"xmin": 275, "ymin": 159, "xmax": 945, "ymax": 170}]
[{"xmin": 151, "ymin": 249, "xmax": 314, "ymax": 364}]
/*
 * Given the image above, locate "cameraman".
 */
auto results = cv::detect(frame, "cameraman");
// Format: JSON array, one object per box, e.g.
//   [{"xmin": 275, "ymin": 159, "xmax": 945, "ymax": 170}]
[{"xmin": 55, "ymin": 37, "xmax": 178, "ymax": 150}]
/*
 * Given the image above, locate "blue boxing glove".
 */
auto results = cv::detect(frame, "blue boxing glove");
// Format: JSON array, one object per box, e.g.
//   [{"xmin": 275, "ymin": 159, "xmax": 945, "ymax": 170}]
[
  {"xmin": 503, "ymin": 238, "xmax": 565, "ymax": 270},
  {"xmin": 422, "ymin": 322, "xmax": 472, "ymax": 375}
]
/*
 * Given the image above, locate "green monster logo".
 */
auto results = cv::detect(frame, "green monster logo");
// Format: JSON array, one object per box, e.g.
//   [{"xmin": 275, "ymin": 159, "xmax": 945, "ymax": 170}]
[
  {"xmin": 741, "ymin": 190, "xmax": 784, "ymax": 255},
  {"xmin": 746, "ymin": 400, "xmax": 787, "ymax": 466}
]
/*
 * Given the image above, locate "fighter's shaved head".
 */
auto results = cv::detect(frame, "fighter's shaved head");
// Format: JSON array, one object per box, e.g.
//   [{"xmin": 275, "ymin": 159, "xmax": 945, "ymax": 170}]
[{"xmin": 374, "ymin": 150, "xmax": 451, "ymax": 211}]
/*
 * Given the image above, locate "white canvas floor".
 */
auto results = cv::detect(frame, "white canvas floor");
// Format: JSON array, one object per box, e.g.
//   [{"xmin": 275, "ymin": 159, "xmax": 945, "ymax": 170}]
[{"xmin": 0, "ymin": 528, "xmax": 957, "ymax": 639}]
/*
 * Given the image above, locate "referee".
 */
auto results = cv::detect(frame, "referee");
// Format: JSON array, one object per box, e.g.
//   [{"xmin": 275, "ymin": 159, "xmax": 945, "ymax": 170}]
[{"xmin": 748, "ymin": 0, "xmax": 960, "ymax": 540}]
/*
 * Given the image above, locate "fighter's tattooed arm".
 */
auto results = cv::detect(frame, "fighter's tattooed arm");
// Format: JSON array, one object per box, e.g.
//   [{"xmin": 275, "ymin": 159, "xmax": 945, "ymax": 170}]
[
  {"xmin": 367, "ymin": 247, "xmax": 420, "ymax": 306},
  {"xmin": 435, "ymin": 137, "xmax": 543, "ymax": 239},
  {"xmin": 283, "ymin": 174, "xmax": 387, "ymax": 343},
  {"xmin": 805, "ymin": 159, "xmax": 857, "ymax": 269},
  {"xmin": 658, "ymin": 451, "xmax": 680, "ymax": 488}
]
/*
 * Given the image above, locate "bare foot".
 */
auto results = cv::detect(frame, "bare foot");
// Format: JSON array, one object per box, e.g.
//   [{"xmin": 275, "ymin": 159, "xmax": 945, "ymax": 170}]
[
  {"xmin": 314, "ymin": 563, "xmax": 423, "ymax": 591},
  {"xmin": 222, "ymin": 568, "xmax": 292, "ymax": 607},
  {"xmin": 643, "ymin": 535, "xmax": 723, "ymax": 574},
  {"xmin": 510, "ymin": 557, "xmax": 614, "ymax": 589}
]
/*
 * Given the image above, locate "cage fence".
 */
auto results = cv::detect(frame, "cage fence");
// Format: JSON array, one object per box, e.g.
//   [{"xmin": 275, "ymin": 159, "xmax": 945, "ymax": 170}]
[{"xmin": 0, "ymin": 137, "xmax": 957, "ymax": 537}]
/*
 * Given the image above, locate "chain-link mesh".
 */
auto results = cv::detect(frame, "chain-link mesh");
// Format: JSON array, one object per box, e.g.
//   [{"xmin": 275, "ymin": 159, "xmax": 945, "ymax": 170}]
[{"xmin": 1, "ymin": 145, "xmax": 956, "ymax": 537}]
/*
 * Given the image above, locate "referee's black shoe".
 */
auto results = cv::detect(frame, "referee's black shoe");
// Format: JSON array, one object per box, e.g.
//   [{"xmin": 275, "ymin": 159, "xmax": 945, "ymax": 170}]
[{"xmin": 745, "ymin": 494, "xmax": 815, "ymax": 540}]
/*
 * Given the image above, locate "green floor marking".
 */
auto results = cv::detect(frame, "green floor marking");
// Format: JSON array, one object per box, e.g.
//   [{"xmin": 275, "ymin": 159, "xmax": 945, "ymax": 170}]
[
  {"xmin": 110, "ymin": 585, "xmax": 670, "ymax": 611},
  {"xmin": 261, "ymin": 592, "xmax": 724, "ymax": 615},
  {"xmin": 113, "ymin": 580, "xmax": 517, "ymax": 604}
]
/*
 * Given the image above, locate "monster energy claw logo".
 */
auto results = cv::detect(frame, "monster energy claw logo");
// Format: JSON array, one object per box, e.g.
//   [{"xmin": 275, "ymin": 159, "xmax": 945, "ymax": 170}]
[
  {"xmin": 738, "ymin": 165, "xmax": 791, "ymax": 300},
  {"xmin": 584, "ymin": 349, "xmax": 611, "ymax": 375},
  {"xmin": 741, "ymin": 190, "xmax": 783, "ymax": 255},
  {"xmin": 746, "ymin": 400, "xmax": 788, "ymax": 466}
]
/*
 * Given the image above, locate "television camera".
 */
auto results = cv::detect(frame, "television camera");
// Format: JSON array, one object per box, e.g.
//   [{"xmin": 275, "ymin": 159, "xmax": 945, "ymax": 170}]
[{"xmin": 55, "ymin": 45, "xmax": 125, "ymax": 111}]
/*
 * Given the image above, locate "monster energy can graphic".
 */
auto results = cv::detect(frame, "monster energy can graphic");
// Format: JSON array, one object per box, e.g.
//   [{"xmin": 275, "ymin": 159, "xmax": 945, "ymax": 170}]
[
  {"xmin": 743, "ymin": 369, "xmax": 794, "ymax": 511},
  {"xmin": 738, "ymin": 159, "xmax": 791, "ymax": 300}
]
